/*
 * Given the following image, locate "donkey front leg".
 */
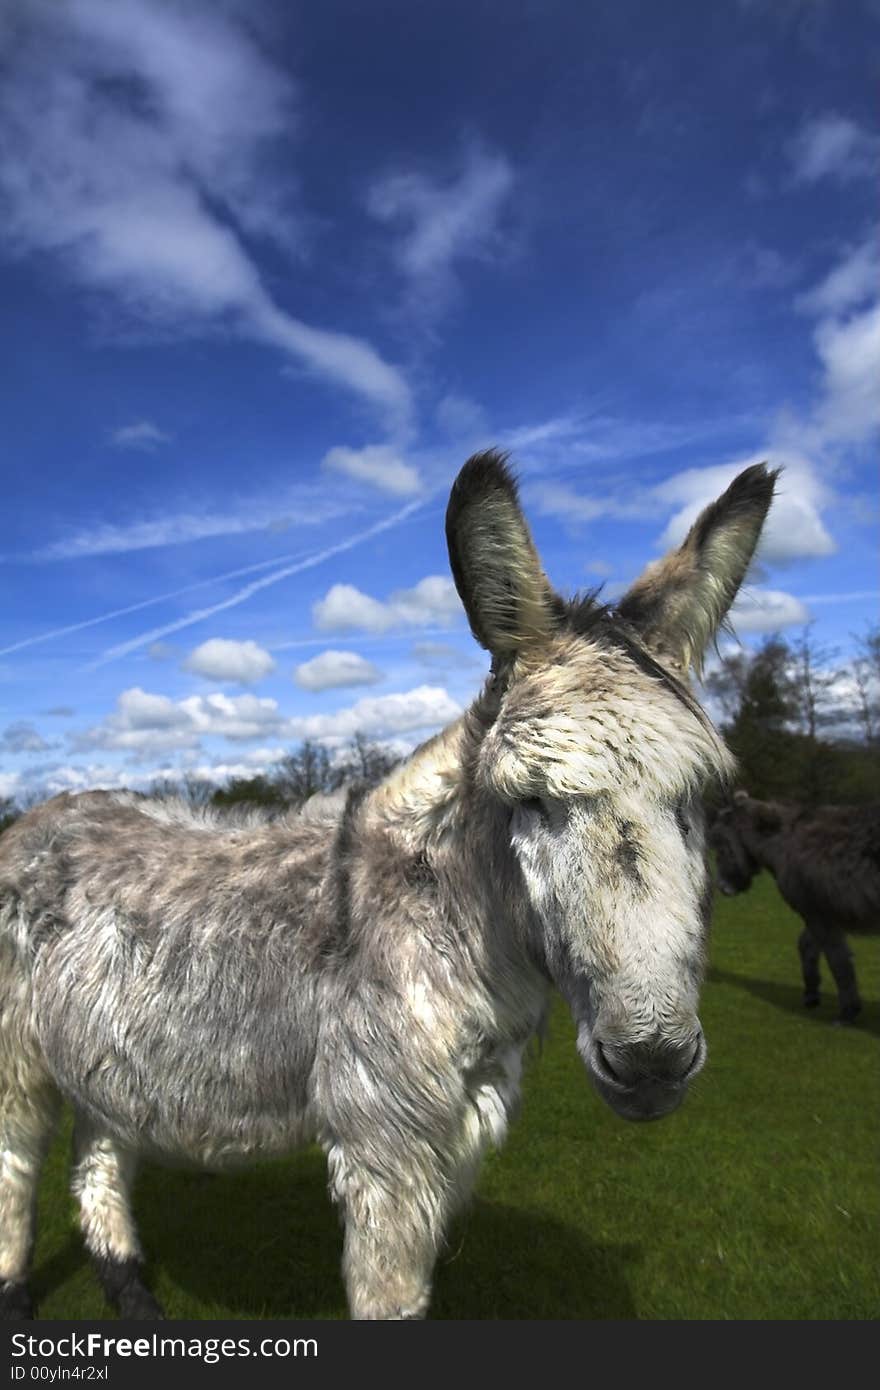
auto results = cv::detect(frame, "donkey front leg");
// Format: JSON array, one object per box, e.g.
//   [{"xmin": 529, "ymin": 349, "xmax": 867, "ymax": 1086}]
[
  {"xmin": 0, "ymin": 1077, "xmax": 60, "ymax": 1319},
  {"xmin": 797, "ymin": 925, "xmax": 822, "ymax": 1008},
  {"xmin": 70, "ymin": 1118, "xmax": 164, "ymax": 1319},
  {"xmin": 328, "ymin": 1143, "xmax": 456, "ymax": 1320}
]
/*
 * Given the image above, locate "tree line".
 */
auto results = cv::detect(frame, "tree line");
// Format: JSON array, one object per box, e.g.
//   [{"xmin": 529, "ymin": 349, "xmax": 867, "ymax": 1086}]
[
  {"xmin": 1, "ymin": 623, "xmax": 877, "ymax": 833},
  {"xmin": 703, "ymin": 623, "xmax": 879, "ymax": 806}
]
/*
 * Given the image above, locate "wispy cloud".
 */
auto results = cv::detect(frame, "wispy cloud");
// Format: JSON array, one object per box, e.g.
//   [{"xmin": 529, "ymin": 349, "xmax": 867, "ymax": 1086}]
[
  {"xmin": 502, "ymin": 411, "xmax": 755, "ymax": 470},
  {"xmin": 366, "ymin": 143, "xmax": 515, "ymax": 315},
  {"xmin": 0, "ymin": 0, "xmax": 411, "ymax": 425},
  {"xmin": 788, "ymin": 113, "xmax": 880, "ymax": 185},
  {"xmin": 795, "ymin": 235, "xmax": 879, "ymax": 319},
  {"xmin": 32, "ymin": 488, "xmax": 354, "ymax": 561},
  {"xmin": 110, "ymin": 419, "xmax": 173, "ymax": 451},
  {"xmin": 1, "ymin": 721, "xmax": 55, "ymax": 754}
]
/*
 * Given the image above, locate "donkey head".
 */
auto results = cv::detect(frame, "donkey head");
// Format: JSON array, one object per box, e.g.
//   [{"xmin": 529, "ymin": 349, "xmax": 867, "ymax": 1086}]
[
  {"xmin": 447, "ymin": 450, "xmax": 776, "ymax": 1121},
  {"xmin": 711, "ymin": 791, "xmax": 781, "ymax": 896}
]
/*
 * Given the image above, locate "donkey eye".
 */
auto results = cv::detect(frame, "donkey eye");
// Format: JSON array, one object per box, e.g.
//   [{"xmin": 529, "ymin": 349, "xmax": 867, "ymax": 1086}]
[{"xmin": 520, "ymin": 796, "xmax": 546, "ymax": 817}]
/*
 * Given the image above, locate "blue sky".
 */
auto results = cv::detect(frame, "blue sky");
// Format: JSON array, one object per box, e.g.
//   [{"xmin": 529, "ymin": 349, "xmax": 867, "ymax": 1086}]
[{"xmin": 0, "ymin": 0, "xmax": 877, "ymax": 798}]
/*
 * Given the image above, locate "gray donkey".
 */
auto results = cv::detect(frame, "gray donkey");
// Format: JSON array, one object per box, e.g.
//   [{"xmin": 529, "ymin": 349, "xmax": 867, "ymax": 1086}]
[
  {"xmin": 0, "ymin": 450, "xmax": 775, "ymax": 1320},
  {"xmin": 712, "ymin": 791, "xmax": 880, "ymax": 1022}
]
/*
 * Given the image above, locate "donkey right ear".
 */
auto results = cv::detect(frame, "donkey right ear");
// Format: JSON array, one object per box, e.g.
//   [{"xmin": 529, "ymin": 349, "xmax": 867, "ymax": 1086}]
[
  {"xmin": 446, "ymin": 450, "xmax": 557, "ymax": 658},
  {"xmin": 616, "ymin": 463, "xmax": 778, "ymax": 678}
]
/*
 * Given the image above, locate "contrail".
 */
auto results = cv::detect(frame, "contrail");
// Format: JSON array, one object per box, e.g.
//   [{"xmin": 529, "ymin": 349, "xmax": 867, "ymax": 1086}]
[
  {"xmin": 0, "ymin": 550, "xmax": 314, "ymax": 658},
  {"xmin": 267, "ymin": 625, "xmax": 459, "ymax": 652},
  {"xmin": 86, "ymin": 499, "xmax": 427, "ymax": 670}
]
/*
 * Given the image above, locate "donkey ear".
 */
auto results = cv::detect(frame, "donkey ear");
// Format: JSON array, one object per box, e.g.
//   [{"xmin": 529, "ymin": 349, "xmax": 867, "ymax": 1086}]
[
  {"xmin": 446, "ymin": 449, "xmax": 557, "ymax": 657},
  {"xmin": 616, "ymin": 463, "xmax": 778, "ymax": 677}
]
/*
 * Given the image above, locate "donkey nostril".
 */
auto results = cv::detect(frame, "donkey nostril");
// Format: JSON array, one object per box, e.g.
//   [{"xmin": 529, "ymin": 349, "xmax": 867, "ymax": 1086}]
[
  {"xmin": 683, "ymin": 1031, "xmax": 705, "ymax": 1076},
  {"xmin": 594, "ymin": 1040, "xmax": 627, "ymax": 1084}
]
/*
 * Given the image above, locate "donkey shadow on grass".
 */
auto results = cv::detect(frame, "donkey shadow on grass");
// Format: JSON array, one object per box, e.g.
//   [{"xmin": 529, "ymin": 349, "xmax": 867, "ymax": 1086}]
[
  {"xmin": 709, "ymin": 967, "xmax": 880, "ymax": 1040},
  {"xmin": 33, "ymin": 1148, "xmax": 639, "ymax": 1320}
]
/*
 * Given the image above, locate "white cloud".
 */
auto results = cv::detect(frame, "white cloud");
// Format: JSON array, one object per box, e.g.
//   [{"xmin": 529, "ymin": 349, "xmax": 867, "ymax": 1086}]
[
  {"xmin": 184, "ymin": 639, "xmax": 276, "ymax": 685},
  {"xmin": 0, "ymin": 0, "xmax": 411, "ymax": 425},
  {"xmin": 0, "ymin": 772, "xmax": 23, "ymax": 799},
  {"xmin": 728, "ymin": 588, "xmax": 811, "ymax": 634},
  {"xmin": 286, "ymin": 686, "xmax": 461, "ymax": 743},
  {"xmin": 313, "ymin": 576, "xmax": 463, "ymax": 634},
  {"xmin": 813, "ymin": 300, "xmax": 880, "ymax": 445},
  {"xmin": 74, "ymin": 686, "xmax": 284, "ymax": 757},
  {"xmin": 366, "ymin": 144, "xmax": 514, "ymax": 311},
  {"xmin": 294, "ymin": 650, "xmax": 383, "ymax": 692},
  {"xmin": 655, "ymin": 451, "xmax": 835, "ymax": 563},
  {"xmin": 789, "ymin": 233, "xmax": 880, "ymax": 449},
  {"xmin": 322, "ymin": 444, "xmax": 421, "ymax": 496},
  {"xmin": 71, "ymin": 679, "xmax": 460, "ymax": 761},
  {"xmin": 788, "ymin": 114, "xmax": 880, "ymax": 185},
  {"xmin": 110, "ymin": 419, "xmax": 172, "ymax": 451},
  {"xmin": 527, "ymin": 448, "xmax": 834, "ymax": 566}
]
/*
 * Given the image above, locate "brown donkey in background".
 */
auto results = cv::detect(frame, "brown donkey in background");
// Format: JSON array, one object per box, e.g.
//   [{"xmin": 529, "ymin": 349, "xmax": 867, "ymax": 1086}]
[{"xmin": 712, "ymin": 790, "xmax": 880, "ymax": 1022}]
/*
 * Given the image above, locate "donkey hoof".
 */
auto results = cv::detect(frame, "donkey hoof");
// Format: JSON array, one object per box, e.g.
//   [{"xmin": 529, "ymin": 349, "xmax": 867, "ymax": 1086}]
[
  {"xmin": 0, "ymin": 1282, "xmax": 34, "ymax": 1320},
  {"xmin": 834, "ymin": 1011, "xmax": 861, "ymax": 1027},
  {"xmin": 95, "ymin": 1256, "xmax": 165, "ymax": 1320},
  {"xmin": 117, "ymin": 1287, "xmax": 165, "ymax": 1320},
  {"xmin": 803, "ymin": 993, "xmax": 820, "ymax": 1008}
]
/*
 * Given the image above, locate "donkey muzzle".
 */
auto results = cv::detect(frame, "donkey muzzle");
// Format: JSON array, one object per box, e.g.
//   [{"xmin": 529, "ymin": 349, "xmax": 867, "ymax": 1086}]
[{"xmin": 583, "ymin": 1027, "xmax": 706, "ymax": 1122}]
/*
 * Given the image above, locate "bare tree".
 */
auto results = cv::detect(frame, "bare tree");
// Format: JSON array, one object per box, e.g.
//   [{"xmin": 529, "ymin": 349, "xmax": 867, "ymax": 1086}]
[
  {"xmin": 333, "ymin": 732, "xmax": 401, "ymax": 789},
  {"xmin": 147, "ymin": 773, "xmax": 215, "ymax": 807},
  {"xmin": 272, "ymin": 740, "xmax": 334, "ymax": 805},
  {"xmin": 789, "ymin": 625, "xmax": 839, "ymax": 742},
  {"xmin": 852, "ymin": 624, "xmax": 880, "ymax": 745}
]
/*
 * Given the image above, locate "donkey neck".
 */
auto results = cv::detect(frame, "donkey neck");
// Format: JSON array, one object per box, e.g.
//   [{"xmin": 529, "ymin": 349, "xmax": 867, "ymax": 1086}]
[
  {"xmin": 741, "ymin": 820, "xmax": 784, "ymax": 877},
  {"xmin": 362, "ymin": 703, "xmax": 540, "ymax": 982}
]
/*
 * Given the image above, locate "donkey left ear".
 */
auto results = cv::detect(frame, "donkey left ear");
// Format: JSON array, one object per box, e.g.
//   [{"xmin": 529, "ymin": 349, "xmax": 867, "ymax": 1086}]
[
  {"xmin": 446, "ymin": 449, "xmax": 557, "ymax": 658},
  {"xmin": 616, "ymin": 463, "xmax": 778, "ymax": 677}
]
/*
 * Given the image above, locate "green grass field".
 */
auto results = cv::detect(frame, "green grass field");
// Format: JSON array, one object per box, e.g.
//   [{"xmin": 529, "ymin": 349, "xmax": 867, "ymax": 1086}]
[{"xmin": 28, "ymin": 872, "xmax": 879, "ymax": 1320}]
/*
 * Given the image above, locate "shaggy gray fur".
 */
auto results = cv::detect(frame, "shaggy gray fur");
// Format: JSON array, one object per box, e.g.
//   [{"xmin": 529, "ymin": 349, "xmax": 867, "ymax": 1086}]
[
  {"xmin": 712, "ymin": 791, "xmax": 880, "ymax": 1022},
  {"xmin": 0, "ymin": 450, "xmax": 775, "ymax": 1319}
]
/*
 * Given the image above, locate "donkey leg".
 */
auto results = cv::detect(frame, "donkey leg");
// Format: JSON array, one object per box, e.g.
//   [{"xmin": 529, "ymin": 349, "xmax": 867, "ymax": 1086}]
[
  {"xmin": 797, "ymin": 926, "xmax": 822, "ymax": 1007},
  {"xmin": 0, "ymin": 1078, "xmax": 59, "ymax": 1320},
  {"xmin": 328, "ymin": 1144, "xmax": 449, "ymax": 1320},
  {"xmin": 70, "ymin": 1118, "xmax": 164, "ymax": 1319},
  {"xmin": 821, "ymin": 930, "xmax": 861, "ymax": 1024}
]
